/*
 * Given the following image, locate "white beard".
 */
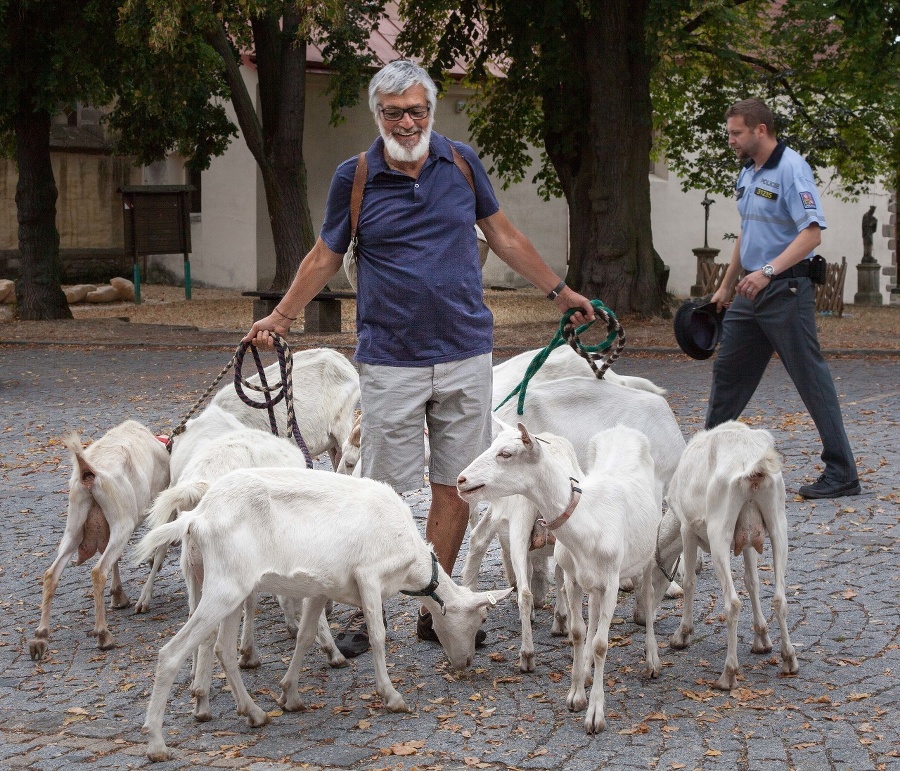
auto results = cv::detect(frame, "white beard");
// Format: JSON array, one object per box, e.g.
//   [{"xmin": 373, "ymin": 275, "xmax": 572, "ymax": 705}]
[{"xmin": 380, "ymin": 119, "xmax": 433, "ymax": 164}]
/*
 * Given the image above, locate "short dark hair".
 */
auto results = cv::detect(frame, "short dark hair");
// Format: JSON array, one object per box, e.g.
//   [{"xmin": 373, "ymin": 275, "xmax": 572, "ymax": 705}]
[{"xmin": 725, "ymin": 99, "xmax": 776, "ymax": 136}]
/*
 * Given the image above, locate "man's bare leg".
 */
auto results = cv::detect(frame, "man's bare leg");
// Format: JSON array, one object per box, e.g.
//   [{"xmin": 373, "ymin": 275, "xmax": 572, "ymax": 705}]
[{"xmin": 425, "ymin": 481, "xmax": 470, "ymax": 576}]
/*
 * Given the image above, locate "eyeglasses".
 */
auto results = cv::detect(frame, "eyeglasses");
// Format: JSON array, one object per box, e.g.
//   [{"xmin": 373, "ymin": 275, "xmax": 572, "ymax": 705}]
[{"xmin": 379, "ymin": 104, "xmax": 430, "ymax": 121}]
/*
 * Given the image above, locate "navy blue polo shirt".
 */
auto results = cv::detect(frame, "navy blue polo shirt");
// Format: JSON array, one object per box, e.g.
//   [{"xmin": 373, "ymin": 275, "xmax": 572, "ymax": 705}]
[
  {"xmin": 320, "ymin": 133, "xmax": 500, "ymax": 366},
  {"xmin": 735, "ymin": 140, "xmax": 827, "ymax": 271}
]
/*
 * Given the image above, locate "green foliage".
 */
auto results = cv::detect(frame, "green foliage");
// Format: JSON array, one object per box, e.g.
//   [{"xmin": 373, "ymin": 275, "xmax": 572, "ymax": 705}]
[
  {"xmin": 652, "ymin": 0, "xmax": 900, "ymax": 199},
  {"xmin": 110, "ymin": 1, "xmax": 236, "ymax": 169},
  {"xmin": 313, "ymin": 0, "xmax": 387, "ymax": 124},
  {"xmin": 126, "ymin": 0, "xmax": 386, "ymax": 131},
  {"xmin": 0, "ymin": 1, "xmax": 116, "ymax": 134},
  {"xmin": 399, "ymin": 0, "xmax": 900, "ymax": 200}
]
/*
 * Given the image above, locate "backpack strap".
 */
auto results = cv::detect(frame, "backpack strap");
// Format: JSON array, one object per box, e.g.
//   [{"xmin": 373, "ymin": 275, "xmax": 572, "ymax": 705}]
[
  {"xmin": 450, "ymin": 146, "xmax": 476, "ymax": 194},
  {"xmin": 349, "ymin": 152, "xmax": 367, "ymax": 237}
]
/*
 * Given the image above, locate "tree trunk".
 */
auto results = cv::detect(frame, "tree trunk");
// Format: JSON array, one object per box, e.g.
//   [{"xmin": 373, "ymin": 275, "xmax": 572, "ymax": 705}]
[
  {"xmin": 209, "ymin": 13, "xmax": 315, "ymax": 293},
  {"xmin": 548, "ymin": 1, "xmax": 666, "ymax": 315},
  {"xmin": 259, "ymin": 9, "xmax": 315, "ymax": 290},
  {"xmin": 14, "ymin": 104, "xmax": 72, "ymax": 320}
]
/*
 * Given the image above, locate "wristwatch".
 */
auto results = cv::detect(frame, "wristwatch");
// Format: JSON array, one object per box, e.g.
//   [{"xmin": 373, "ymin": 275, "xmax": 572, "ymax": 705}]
[
  {"xmin": 547, "ymin": 280, "xmax": 566, "ymax": 300},
  {"xmin": 761, "ymin": 264, "xmax": 775, "ymax": 279}
]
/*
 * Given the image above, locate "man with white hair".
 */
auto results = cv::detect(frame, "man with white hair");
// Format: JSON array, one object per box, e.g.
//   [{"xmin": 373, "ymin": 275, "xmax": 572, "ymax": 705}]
[{"xmin": 245, "ymin": 60, "xmax": 593, "ymax": 656}]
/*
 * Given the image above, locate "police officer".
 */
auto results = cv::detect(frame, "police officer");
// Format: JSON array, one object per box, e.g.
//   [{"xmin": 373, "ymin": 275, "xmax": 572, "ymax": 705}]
[{"xmin": 706, "ymin": 98, "xmax": 860, "ymax": 499}]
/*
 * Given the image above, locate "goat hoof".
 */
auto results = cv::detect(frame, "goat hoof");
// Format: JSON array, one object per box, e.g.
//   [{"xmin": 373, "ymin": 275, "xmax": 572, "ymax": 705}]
[
  {"xmin": 751, "ymin": 635, "xmax": 773, "ymax": 654},
  {"xmin": 383, "ymin": 693, "xmax": 409, "ymax": 713},
  {"xmin": 110, "ymin": 591, "xmax": 130, "ymax": 609},
  {"xmin": 238, "ymin": 650, "xmax": 261, "ymax": 669},
  {"xmin": 192, "ymin": 708, "xmax": 212, "ymax": 723},
  {"xmin": 28, "ymin": 638, "xmax": 49, "ymax": 661},
  {"xmin": 714, "ymin": 671, "xmax": 738, "ymax": 691},
  {"xmin": 669, "ymin": 630, "xmax": 692, "ymax": 650},
  {"xmin": 664, "ymin": 581, "xmax": 683, "ymax": 599},
  {"xmin": 147, "ymin": 747, "xmax": 172, "ymax": 763},
  {"xmin": 243, "ymin": 706, "xmax": 270, "ymax": 727},
  {"xmin": 566, "ymin": 692, "xmax": 587, "ymax": 712},
  {"xmin": 134, "ymin": 599, "xmax": 150, "ymax": 614},
  {"xmin": 96, "ymin": 631, "xmax": 115, "ymax": 650},
  {"xmin": 326, "ymin": 652, "xmax": 349, "ymax": 669},
  {"xmin": 782, "ymin": 654, "xmax": 799, "ymax": 675},
  {"xmin": 584, "ymin": 709, "xmax": 607, "ymax": 734},
  {"xmin": 277, "ymin": 692, "xmax": 305, "ymax": 712},
  {"xmin": 643, "ymin": 664, "xmax": 661, "ymax": 679},
  {"xmin": 518, "ymin": 652, "xmax": 535, "ymax": 673}
]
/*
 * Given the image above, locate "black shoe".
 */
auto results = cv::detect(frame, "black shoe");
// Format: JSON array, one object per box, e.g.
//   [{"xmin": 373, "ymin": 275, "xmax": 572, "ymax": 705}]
[
  {"xmin": 335, "ymin": 608, "xmax": 387, "ymax": 658},
  {"xmin": 798, "ymin": 475, "xmax": 862, "ymax": 499},
  {"xmin": 417, "ymin": 610, "xmax": 486, "ymax": 647}
]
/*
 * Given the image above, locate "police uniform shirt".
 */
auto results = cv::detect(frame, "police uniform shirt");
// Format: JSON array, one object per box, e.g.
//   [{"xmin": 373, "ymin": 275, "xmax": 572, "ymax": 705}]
[{"xmin": 735, "ymin": 140, "xmax": 827, "ymax": 271}]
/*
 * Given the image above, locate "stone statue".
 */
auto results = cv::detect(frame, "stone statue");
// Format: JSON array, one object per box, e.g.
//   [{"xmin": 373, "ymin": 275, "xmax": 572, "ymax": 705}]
[{"xmin": 862, "ymin": 205, "xmax": 877, "ymax": 263}]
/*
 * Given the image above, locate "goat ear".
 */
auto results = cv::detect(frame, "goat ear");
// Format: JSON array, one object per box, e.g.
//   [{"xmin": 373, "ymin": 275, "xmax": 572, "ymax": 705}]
[
  {"xmin": 474, "ymin": 586, "xmax": 514, "ymax": 609},
  {"xmin": 516, "ymin": 422, "xmax": 535, "ymax": 448},
  {"xmin": 491, "ymin": 413, "xmax": 514, "ymax": 433}
]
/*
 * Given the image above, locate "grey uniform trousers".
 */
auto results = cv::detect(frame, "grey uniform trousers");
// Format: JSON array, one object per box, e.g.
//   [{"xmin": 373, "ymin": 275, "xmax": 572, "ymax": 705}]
[{"xmin": 706, "ymin": 276, "xmax": 857, "ymax": 483}]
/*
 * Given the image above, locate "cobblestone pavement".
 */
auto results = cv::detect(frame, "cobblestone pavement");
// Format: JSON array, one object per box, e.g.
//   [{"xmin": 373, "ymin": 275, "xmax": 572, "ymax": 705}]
[{"xmin": 1, "ymin": 344, "xmax": 898, "ymax": 770}]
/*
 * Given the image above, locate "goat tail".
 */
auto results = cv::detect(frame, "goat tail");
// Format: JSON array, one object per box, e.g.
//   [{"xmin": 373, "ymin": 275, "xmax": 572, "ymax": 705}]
[
  {"xmin": 63, "ymin": 431, "xmax": 94, "ymax": 477},
  {"xmin": 732, "ymin": 444, "xmax": 782, "ymax": 492},
  {"xmin": 133, "ymin": 512, "xmax": 195, "ymax": 566},
  {"xmin": 145, "ymin": 481, "xmax": 210, "ymax": 530}
]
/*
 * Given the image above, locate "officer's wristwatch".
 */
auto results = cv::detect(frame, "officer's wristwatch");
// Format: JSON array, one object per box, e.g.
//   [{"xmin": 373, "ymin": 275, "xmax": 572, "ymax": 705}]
[{"xmin": 761, "ymin": 264, "xmax": 775, "ymax": 279}]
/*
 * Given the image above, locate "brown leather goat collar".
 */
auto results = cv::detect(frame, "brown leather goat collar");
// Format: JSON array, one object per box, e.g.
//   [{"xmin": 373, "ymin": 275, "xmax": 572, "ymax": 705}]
[{"xmin": 538, "ymin": 478, "xmax": 582, "ymax": 530}]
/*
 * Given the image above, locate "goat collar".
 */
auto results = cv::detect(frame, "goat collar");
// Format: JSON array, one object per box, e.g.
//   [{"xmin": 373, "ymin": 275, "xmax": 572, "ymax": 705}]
[
  {"xmin": 400, "ymin": 551, "xmax": 445, "ymax": 614},
  {"xmin": 538, "ymin": 478, "xmax": 582, "ymax": 530}
]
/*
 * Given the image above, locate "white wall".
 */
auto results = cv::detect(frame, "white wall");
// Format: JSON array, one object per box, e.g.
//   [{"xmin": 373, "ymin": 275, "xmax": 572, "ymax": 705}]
[{"xmin": 189, "ymin": 67, "xmax": 265, "ymax": 289}]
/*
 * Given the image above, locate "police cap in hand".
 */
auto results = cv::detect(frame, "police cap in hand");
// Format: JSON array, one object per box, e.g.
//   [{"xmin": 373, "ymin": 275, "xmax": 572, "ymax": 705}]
[{"xmin": 673, "ymin": 299, "xmax": 725, "ymax": 360}]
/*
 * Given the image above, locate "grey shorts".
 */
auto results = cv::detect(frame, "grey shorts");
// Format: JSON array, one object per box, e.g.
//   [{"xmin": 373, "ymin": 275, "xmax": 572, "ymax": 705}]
[{"xmin": 358, "ymin": 353, "xmax": 493, "ymax": 491}]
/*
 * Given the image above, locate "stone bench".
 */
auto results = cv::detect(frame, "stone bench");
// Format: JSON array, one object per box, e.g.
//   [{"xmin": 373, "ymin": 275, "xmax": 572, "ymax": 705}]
[{"xmin": 242, "ymin": 290, "xmax": 356, "ymax": 334}]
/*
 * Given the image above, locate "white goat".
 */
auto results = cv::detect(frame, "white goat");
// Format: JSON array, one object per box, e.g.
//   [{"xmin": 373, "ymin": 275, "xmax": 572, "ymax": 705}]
[
  {"xmin": 140, "ymin": 424, "xmax": 348, "ymax": 722},
  {"xmin": 135, "ymin": 467, "xmax": 512, "ymax": 762},
  {"xmin": 493, "ymin": 376, "xmax": 684, "ymax": 496},
  {"xmin": 140, "ymin": 406, "xmax": 271, "ymax": 613},
  {"xmin": 460, "ymin": 436, "xmax": 574, "ymax": 672},
  {"xmin": 458, "ymin": 423, "xmax": 674, "ymax": 734},
  {"xmin": 464, "ymin": 377, "xmax": 685, "ymax": 659},
  {"xmin": 491, "ymin": 345, "xmax": 666, "ymax": 407},
  {"xmin": 663, "ymin": 421, "xmax": 799, "ymax": 690},
  {"xmin": 212, "ymin": 347, "xmax": 359, "ymax": 469},
  {"xmin": 29, "ymin": 421, "xmax": 170, "ymax": 660}
]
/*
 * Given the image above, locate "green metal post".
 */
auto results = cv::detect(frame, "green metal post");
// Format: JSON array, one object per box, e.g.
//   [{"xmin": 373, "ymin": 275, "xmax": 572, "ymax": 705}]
[
  {"xmin": 184, "ymin": 260, "xmax": 192, "ymax": 299},
  {"xmin": 133, "ymin": 262, "xmax": 142, "ymax": 305}
]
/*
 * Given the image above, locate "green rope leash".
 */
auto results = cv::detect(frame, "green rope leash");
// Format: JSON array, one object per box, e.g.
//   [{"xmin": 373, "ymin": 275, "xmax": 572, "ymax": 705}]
[{"xmin": 494, "ymin": 299, "xmax": 625, "ymax": 416}]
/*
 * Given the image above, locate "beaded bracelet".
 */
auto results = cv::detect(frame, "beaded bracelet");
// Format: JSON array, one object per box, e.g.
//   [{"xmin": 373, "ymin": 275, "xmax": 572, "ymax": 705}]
[{"xmin": 274, "ymin": 307, "xmax": 297, "ymax": 321}]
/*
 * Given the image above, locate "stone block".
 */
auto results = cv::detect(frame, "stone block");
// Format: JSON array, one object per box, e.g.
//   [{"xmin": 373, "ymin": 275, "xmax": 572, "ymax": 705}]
[
  {"xmin": 109, "ymin": 276, "xmax": 135, "ymax": 300},
  {"xmin": 0, "ymin": 278, "xmax": 14, "ymax": 303},
  {"xmin": 64, "ymin": 284, "xmax": 95, "ymax": 304},
  {"xmin": 304, "ymin": 298, "xmax": 341, "ymax": 334},
  {"xmin": 85, "ymin": 285, "xmax": 120, "ymax": 303}
]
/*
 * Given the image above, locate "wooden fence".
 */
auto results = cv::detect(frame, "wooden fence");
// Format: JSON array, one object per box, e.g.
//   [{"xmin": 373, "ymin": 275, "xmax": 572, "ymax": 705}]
[{"xmin": 696, "ymin": 256, "xmax": 847, "ymax": 316}]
